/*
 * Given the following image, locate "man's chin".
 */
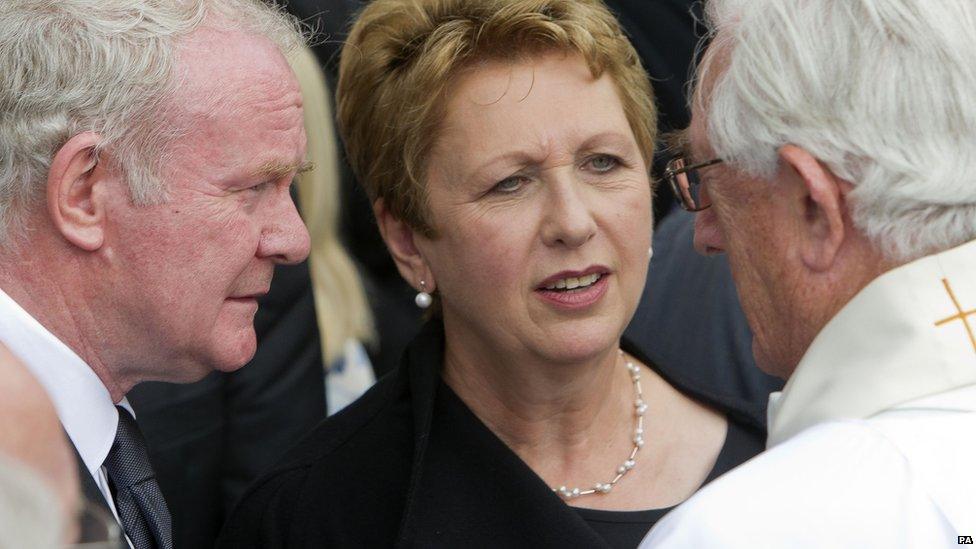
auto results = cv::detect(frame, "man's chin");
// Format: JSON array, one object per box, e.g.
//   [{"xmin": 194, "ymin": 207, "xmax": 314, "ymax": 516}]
[
  {"xmin": 195, "ymin": 331, "xmax": 258, "ymax": 375},
  {"xmin": 155, "ymin": 333, "xmax": 257, "ymax": 382},
  {"xmin": 172, "ymin": 354, "xmax": 252, "ymax": 383},
  {"xmin": 213, "ymin": 339, "xmax": 258, "ymax": 373}
]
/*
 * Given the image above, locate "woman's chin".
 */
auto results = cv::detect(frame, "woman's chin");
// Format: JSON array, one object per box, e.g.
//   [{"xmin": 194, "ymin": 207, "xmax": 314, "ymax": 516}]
[{"xmin": 528, "ymin": 321, "xmax": 623, "ymax": 364}]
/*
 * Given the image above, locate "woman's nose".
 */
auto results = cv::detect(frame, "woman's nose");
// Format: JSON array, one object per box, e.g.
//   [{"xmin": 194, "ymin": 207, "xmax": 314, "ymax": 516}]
[{"xmin": 540, "ymin": 176, "xmax": 597, "ymax": 249}]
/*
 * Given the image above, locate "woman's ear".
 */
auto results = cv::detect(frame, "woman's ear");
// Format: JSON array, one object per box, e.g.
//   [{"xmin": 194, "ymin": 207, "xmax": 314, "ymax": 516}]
[
  {"xmin": 46, "ymin": 132, "xmax": 108, "ymax": 251},
  {"xmin": 373, "ymin": 198, "xmax": 435, "ymax": 292},
  {"xmin": 778, "ymin": 144, "xmax": 848, "ymax": 273}
]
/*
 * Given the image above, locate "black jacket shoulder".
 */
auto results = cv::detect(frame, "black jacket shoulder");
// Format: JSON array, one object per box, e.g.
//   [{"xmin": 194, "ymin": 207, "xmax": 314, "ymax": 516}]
[{"xmin": 219, "ymin": 367, "xmax": 415, "ymax": 548}]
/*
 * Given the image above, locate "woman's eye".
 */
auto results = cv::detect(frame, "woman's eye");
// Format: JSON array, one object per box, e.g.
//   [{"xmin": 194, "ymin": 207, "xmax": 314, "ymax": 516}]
[
  {"xmin": 493, "ymin": 176, "xmax": 526, "ymax": 193},
  {"xmin": 588, "ymin": 155, "xmax": 619, "ymax": 173}
]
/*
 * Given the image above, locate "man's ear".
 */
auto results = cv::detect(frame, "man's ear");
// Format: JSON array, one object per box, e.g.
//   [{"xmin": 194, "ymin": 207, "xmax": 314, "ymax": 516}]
[
  {"xmin": 46, "ymin": 132, "xmax": 108, "ymax": 251},
  {"xmin": 778, "ymin": 144, "xmax": 847, "ymax": 272},
  {"xmin": 373, "ymin": 198, "xmax": 435, "ymax": 292}
]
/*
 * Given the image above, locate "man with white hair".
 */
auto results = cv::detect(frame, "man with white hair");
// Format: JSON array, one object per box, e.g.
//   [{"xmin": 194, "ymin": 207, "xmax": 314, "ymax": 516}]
[
  {"xmin": 0, "ymin": 2, "xmax": 310, "ymax": 548},
  {"xmin": 642, "ymin": 0, "xmax": 976, "ymax": 546}
]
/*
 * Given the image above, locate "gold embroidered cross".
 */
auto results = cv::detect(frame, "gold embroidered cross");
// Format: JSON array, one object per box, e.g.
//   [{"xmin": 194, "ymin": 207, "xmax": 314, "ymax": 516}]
[{"xmin": 935, "ymin": 278, "xmax": 976, "ymax": 353}]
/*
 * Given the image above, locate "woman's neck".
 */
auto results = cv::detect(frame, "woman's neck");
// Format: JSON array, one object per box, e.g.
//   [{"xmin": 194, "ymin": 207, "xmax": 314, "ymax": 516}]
[{"xmin": 441, "ymin": 333, "xmax": 636, "ymax": 480}]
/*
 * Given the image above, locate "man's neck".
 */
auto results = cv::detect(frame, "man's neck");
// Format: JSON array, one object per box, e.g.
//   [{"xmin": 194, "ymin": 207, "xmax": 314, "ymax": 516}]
[
  {"xmin": 777, "ymin": 234, "xmax": 898, "ymax": 379},
  {"xmin": 0, "ymin": 254, "xmax": 128, "ymax": 402}
]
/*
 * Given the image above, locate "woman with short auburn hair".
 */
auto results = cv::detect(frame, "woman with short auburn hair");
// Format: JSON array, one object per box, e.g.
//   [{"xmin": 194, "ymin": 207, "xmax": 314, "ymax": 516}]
[{"xmin": 220, "ymin": 1, "xmax": 764, "ymax": 547}]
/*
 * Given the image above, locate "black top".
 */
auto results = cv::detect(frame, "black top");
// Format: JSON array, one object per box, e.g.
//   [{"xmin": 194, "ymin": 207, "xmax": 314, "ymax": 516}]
[
  {"xmin": 218, "ymin": 321, "xmax": 764, "ymax": 548},
  {"xmin": 574, "ymin": 420, "xmax": 760, "ymax": 548}
]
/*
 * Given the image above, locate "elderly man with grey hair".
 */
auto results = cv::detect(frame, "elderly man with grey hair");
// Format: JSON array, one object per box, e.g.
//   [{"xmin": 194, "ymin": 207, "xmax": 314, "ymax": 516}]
[
  {"xmin": 641, "ymin": 0, "xmax": 976, "ymax": 547},
  {"xmin": 0, "ymin": 2, "xmax": 310, "ymax": 548}
]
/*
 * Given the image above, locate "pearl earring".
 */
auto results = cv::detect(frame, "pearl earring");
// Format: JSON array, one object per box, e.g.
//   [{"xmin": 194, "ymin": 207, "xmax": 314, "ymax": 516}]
[
  {"xmin": 415, "ymin": 280, "xmax": 432, "ymax": 309},
  {"xmin": 648, "ymin": 246, "xmax": 654, "ymax": 260}
]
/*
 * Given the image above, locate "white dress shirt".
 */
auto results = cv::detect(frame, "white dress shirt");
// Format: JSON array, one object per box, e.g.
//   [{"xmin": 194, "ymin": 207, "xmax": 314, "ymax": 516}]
[
  {"xmin": 0, "ymin": 287, "xmax": 132, "ymax": 527},
  {"xmin": 641, "ymin": 239, "xmax": 976, "ymax": 548}
]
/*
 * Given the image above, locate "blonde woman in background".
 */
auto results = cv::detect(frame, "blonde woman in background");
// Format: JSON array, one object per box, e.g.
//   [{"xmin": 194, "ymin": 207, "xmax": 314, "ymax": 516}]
[{"xmin": 289, "ymin": 46, "xmax": 377, "ymax": 415}]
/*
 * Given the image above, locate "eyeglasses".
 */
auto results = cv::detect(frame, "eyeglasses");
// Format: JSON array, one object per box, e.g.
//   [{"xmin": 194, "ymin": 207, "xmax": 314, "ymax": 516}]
[{"xmin": 664, "ymin": 157, "xmax": 723, "ymax": 212}]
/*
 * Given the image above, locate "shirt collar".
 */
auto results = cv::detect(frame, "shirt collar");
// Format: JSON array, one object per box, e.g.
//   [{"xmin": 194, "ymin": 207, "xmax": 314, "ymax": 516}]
[
  {"xmin": 767, "ymin": 238, "xmax": 976, "ymax": 448},
  {"xmin": 0, "ymin": 288, "xmax": 129, "ymax": 478}
]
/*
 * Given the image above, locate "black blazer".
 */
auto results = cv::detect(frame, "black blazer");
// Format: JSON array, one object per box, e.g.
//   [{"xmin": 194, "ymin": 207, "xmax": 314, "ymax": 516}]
[{"xmin": 218, "ymin": 322, "xmax": 765, "ymax": 548}]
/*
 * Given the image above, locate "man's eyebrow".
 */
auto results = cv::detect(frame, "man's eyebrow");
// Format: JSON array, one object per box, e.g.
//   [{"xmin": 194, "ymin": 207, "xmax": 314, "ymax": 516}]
[{"xmin": 250, "ymin": 160, "xmax": 314, "ymax": 180}]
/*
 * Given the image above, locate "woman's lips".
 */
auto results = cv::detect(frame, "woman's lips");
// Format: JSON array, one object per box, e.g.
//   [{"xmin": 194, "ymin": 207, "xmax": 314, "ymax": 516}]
[{"xmin": 534, "ymin": 273, "xmax": 610, "ymax": 310}]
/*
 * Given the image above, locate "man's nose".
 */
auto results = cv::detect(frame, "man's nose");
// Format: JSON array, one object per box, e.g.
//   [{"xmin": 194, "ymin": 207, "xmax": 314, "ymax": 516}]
[
  {"xmin": 540, "ymin": 175, "xmax": 598, "ymax": 249},
  {"xmin": 258, "ymin": 191, "xmax": 311, "ymax": 265}
]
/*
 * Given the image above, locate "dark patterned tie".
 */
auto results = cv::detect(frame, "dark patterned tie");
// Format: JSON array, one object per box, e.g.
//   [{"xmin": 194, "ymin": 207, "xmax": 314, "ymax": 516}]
[{"xmin": 103, "ymin": 406, "xmax": 173, "ymax": 549}]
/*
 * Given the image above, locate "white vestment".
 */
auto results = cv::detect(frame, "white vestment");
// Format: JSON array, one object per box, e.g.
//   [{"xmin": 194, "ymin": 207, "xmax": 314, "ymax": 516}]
[{"xmin": 641, "ymin": 239, "xmax": 976, "ymax": 548}]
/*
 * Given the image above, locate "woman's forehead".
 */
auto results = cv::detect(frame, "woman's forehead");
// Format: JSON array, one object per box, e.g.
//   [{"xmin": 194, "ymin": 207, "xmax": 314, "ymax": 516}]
[{"xmin": 435, "ymin": 53, "xmax": 631, "ymax": 153}]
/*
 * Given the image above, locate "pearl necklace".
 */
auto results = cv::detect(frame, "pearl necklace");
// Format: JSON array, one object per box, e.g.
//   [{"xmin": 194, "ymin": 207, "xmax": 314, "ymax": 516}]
[{"xmin": 553, "ymin": 349, "xmax": 647, "ymax": 499}]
